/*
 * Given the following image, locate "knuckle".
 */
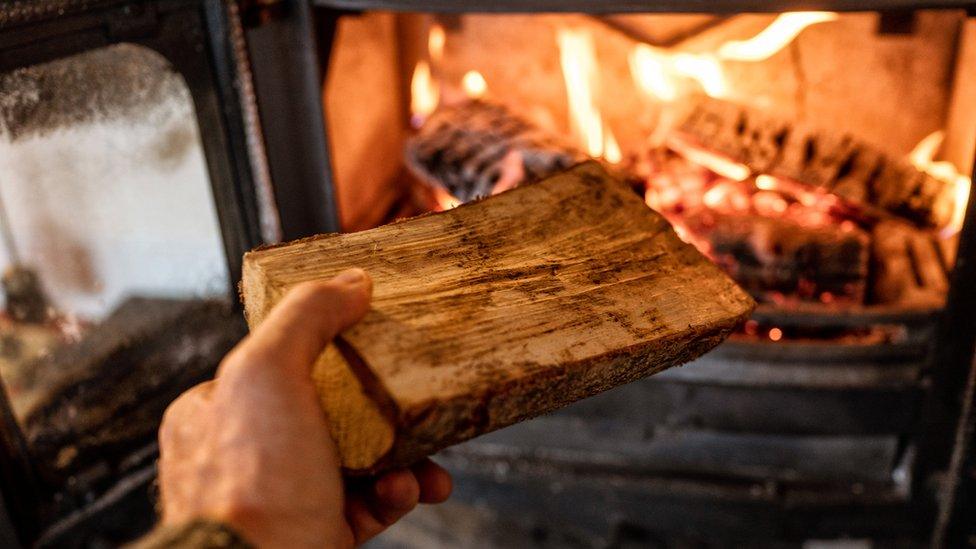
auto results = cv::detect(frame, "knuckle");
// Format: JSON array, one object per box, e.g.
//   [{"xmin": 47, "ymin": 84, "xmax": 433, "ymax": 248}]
[{"xmin": 219, "ymin": 347, "xmax": 273, "ymax": 380}]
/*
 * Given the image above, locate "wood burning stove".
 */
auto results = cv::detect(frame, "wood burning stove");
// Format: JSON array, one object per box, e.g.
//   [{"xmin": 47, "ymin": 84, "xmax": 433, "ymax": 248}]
[{"xmin": 0, "ymin": 0, "xmax": 975, "ymax": 547}]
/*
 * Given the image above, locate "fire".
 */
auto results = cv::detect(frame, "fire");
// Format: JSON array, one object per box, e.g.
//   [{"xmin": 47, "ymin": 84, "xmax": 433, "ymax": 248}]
[
  {"xmin": 909, "ymin": 131, "xmax": 972, "ymax": 237},
  {"xmin": 462, "ymin": 70, "xmax": 487, "ymax": 99},
  {"xmin": 431, "ymin": 185, "xmax": 460, "ymax": 211},
  {"xmin": 629, "ymin": 45, "xmax": 728, "ymax": 100},
  {"xmin": 672, "ymin": 53, "xmax": 728, "ymax": 99},
  {"xmin": 603, "ymin": 127, "xmax": 622, "ymax": 164},
  {"xmin": 558, "ymin": 29, "xmax": 603, "ymax": 157},
  {"xmin": 667, "ymin": 135, "xmax": 750, "ymax": 181},
  {"xmin": 557, "ymin": 28, "xmax": 620, "ymax": 163},
  {"xmin": 719, "ymin": 12, "xmax": 839, "ymax": 62},
  {"xmin": 629, "ymin": 12, "xmax": 840, "ymax": 103},
  {"xmin": 428, "ymin": 24, "xmax": 446, "ymax": 62},
  {"xmin": 410, "ymin": 60, "xmax": 439, "ymax": 128},
  {"xmin": 630, "ymin": 45, "xmax": 678, "ymax": 102}
]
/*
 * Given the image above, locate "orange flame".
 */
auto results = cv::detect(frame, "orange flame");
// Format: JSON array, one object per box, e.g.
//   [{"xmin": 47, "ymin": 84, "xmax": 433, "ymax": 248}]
[
  {"xmin": 558, "ymin": 29, "xmax": 603, "ymax": 157},
  {"xmin": 410, "ymin": 60, "xmax": 439, "ymax": 128},
  {"xmin": 461, "ymin": 70, "xmax": 487, "ymax": 99},
  {"xmin": 429, "ymin": 184, "xmax": 460, "ymax": 211},
  {"xmin": 672, "ymin": 53, "xmax": 727, "ymax": 98},
  {"xmin": 629, "ymin": 45, "xmax": 678, "ymax": 102},
  {"xmin": 428, "ymin": 24, "xmax": 446, "ymax": 62},
  {"xmin": 557, "ymin": 28, "xmax": 620, "ymax": 162},
  {"xmin": 604, "ymin": 127, "xmax": 622, "ymax": 164},
  {"xmin": 719, "ymin": 12, "xmax": 838, "ymax": 62},
  {"xmin": 909, "ymin": 131, "xmax": 972, "ymax": 237}
]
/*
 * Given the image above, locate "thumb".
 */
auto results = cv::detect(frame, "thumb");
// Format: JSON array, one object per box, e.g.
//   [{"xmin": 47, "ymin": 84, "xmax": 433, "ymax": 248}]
[{"xmin": 240, "ymin": 268, "xmax": 373, "ymax": 376}]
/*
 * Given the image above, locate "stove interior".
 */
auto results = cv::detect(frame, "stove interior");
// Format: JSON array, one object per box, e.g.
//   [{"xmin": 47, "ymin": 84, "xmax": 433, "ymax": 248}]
[{"xmin": 326, "ymin": 11, "xmax": 973, "ymax": 328}]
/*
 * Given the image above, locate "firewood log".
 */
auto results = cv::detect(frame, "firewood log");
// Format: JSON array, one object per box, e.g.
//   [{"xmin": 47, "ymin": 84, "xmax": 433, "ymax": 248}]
[
  {"xmin": 677, "ymin": 98, "xmax": 955, "ymax": 229},
  {"xmin": 870, "ymin": 220, "xmax": 951, "ymax": 307},
  {"xmin": 685, "ymin": 211, "xmax": 870, "ymax": 305},
  {"xmin": 240, "ymin": 162, "xmax": 754, "ymax": 474},
  {"xmin": 405, "ymin": 100, "xmax": 583, "ymax": 202}
]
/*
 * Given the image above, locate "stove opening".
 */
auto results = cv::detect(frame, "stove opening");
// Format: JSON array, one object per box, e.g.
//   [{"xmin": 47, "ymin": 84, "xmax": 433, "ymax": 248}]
[{"xmin": 325, "ymin": 10, "xmax": 973, "ymax": 336}]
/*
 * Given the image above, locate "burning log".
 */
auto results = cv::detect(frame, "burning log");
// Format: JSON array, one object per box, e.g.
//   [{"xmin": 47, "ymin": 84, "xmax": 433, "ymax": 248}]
[
  {"xmin": 685, "ymin": 211, "xmax": 870, "ymax": 305},
  {"xmin": 405, "ymin": 100, "xmax": 582, "ymax": 202},
  {"xmin": 870, "ymin": 220, "xmax": 952, "ymax": 307},
  {"xmin": 677, "ymin": 98, "xmax": 956, "ymax": 229},
  {"xmin": 241, "ymin": 162, "xmax": 754, "ymax": 474}
]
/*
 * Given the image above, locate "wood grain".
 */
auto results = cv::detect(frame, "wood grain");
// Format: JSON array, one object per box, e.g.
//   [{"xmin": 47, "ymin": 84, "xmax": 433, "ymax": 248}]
[{"xmin": 241, "ymin": 162, "xmax": 754, "ymax": 473}]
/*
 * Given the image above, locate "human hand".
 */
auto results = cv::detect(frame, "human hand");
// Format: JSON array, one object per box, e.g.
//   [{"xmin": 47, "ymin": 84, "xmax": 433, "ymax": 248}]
[{"xmin": 157, "ymin": 269, "xmax": 452, "ymax": 548}]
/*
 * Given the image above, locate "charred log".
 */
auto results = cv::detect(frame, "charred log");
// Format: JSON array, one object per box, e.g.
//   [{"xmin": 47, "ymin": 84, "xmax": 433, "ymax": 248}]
[
  {"xmin": 870, "ymin": 220, "xmax": 952, "ymax": 307},
  {"xmin": 685, "ymin": 211, "xmax": 870, "ymax": 305},
  {"xmin": 677, "ymin": 98, "xmax": 955, "ymax": 229},
  {"xmin": 405, "ymin": 100, "xmax": 582, "ymax": 202}
]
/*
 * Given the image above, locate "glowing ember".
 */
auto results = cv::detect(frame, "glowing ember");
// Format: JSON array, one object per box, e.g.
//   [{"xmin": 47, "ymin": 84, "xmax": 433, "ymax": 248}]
[
  {"xmin": 768, "ymin": 327, "xmax": 783, "ymax": 341},
  {"xmin": 410, "ymin": 60, "xmax": 439, "ymax": 128},
  {"xmin": 630, "ymin": 45, "xmax": 678, "ymax": 102},
  {"xmin": 719, "ymin": 12, "xmax": 839, "ymax": 62},
  {"xmin": 428, "ymin": 24, "xmax": 446, "ymax": 62},
  {"xmin": 908, "ymin": 131, "xmax": 972, "ymax": 237},
  {"xmin": 667, "ymin": 135, "xmax": 750, "ymax": 181},
  {"xmin": 462, "ymin": 70, "xmax": 487, "ymax": 98},
  {"xmin": 755, "ymin": 174, "xmax": 778, "ymax": 191}
]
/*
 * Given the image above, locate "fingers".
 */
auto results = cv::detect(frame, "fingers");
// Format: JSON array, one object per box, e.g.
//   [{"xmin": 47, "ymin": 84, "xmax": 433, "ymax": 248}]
[
  {"xmin": 344, "ymin": 462, "xmax": 452, "ymax": 544},
  {"xmin": 371, "ymin": 469, "xmax": 421, "ymax": 519},
  {"xmin": 345, "ymin": 469, "xmax": 421, "ymax": 544},
  {"xmin": 411, "ymin": 459, "xmax": 452, "ymax": 504},
  {"xmin": 225, "ymin": 269, "xmax": 372, "ymax": 378}
]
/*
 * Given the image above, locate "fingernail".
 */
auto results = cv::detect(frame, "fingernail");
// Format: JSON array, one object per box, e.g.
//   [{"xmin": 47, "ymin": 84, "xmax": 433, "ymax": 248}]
[{"xmin": 334, "ymin": 268, "xmax": 365, "ymax": 285}]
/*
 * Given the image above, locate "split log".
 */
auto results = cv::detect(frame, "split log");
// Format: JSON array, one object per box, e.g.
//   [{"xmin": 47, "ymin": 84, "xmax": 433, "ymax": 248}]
[
  {"xmin": 405, "ymin": 100, "xmax": 582, "ymax": 202},
  {"xmin": 677, "ymin": 98, "xmax": 956, "ymax": 228},
  {"xmin": 241, "ymin": 162, "xmax": 754, "ymax": 474},
  {"xmin": 685, "ymin": 211, "xmax": 870, "ymax": 304}
]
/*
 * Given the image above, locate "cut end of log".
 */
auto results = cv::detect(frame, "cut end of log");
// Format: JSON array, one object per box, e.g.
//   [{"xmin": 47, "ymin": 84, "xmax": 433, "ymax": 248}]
[{"xmin": 312, "ymin": 343, "xmax": 395, "ymax": 471}]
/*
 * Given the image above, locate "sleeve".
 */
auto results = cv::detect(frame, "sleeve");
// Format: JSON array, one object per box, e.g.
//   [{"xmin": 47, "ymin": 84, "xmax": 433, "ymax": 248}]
[{"xmin": 126, "ymin": 519, "xmax": 255, "ymax": 549}]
